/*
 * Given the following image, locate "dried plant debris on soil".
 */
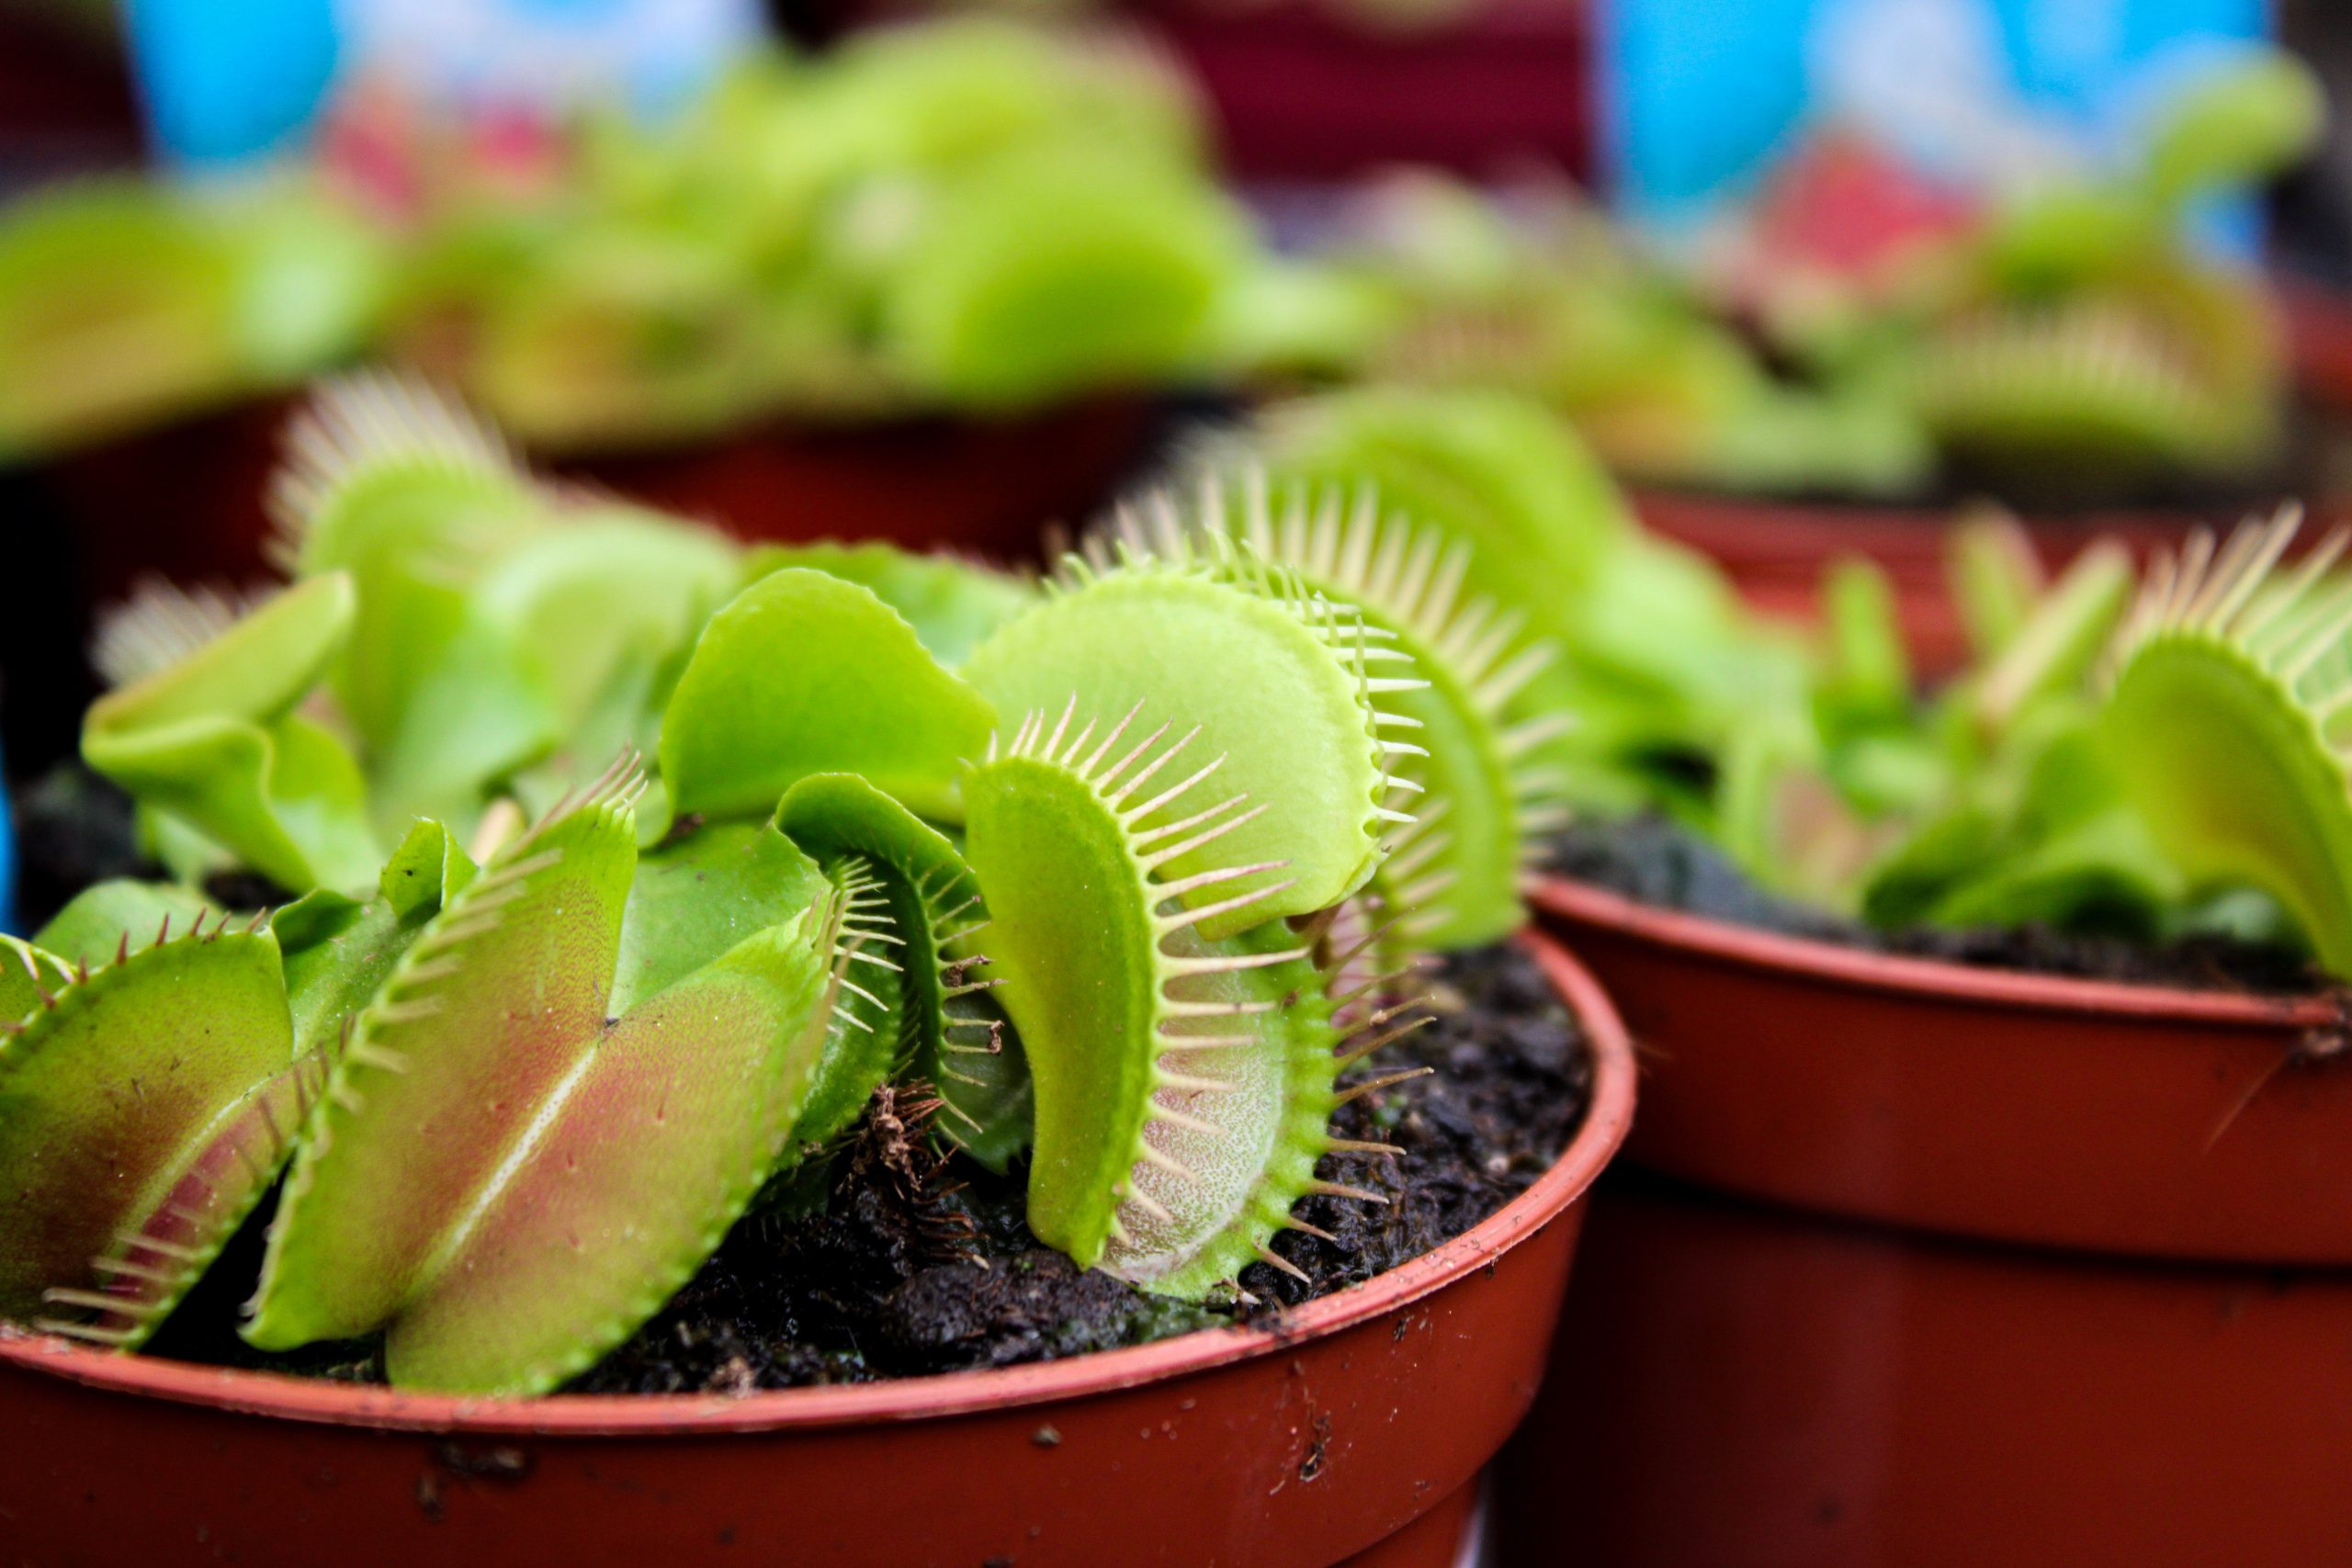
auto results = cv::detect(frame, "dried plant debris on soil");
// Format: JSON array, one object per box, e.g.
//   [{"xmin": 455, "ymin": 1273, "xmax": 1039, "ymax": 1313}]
[
  {"xmin": 145, "ymin": 943, "xmax": 1584, "ymax": 1393},
  {"xmin": 1547, "ymin": 816, "xmax": 2323, "ymax": 996}
]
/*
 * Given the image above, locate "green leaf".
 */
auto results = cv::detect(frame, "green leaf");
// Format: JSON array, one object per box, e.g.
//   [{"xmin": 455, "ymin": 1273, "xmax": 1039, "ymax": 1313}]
[
  {"xmin": 776, "ymin": 772, "xmax": 1031, "ymax": 1168},
  {"xmin": 1817, "ymin": 556, "xmax": 1912, "ymax": 729},
  {"xmin": 742, "ymin": 542, "xmax": 1036, "ymax": 667},
  {"xmin": 0, "ymin": 925, "xmax": 299, "ymax": 1349},
  {"xmin": 83, "ymin": 574, "xmax": 378, "ymax": 894},
  {"xmin": 248, "ymin": 766, "xmax": 849, "ymax": 1394},
  {"xmin": 963, "ymin": 558, "xmax": 1395, "ymax": 932},
  {"xmin": 31, "ymin": 882, "xmax": 217, "ymax": 974},
  {"xmin": 475, "ymin": 508, "xmax": 741, "ymax": 739},
  {"xmin": 883, "ymin": 141, "xmax": 1249, "ymax": 408},
  {"xmin": 611, "ymin": 819, "xmax": 828, "ymax": 1016},
  {"xmin": 964, "ymin": 716, "xmax": 1371, "ymax": 1297},
  {"xmin": 662, "ymin": 568, "xmax": 997, "ymax": 822}
]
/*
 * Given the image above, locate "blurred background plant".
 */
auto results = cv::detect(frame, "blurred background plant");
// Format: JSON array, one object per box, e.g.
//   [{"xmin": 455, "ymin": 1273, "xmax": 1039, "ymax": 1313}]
[{"xmin": 3, "ymin": 0, "xmax": 2349, "ymax": 877}]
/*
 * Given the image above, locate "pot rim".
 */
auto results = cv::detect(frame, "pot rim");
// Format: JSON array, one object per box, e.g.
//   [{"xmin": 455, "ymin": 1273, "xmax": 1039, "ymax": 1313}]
[
  {"xmin": 0, "ymin": 930, "xmax": 1634, "ymax": 1438},
  {"xmin": 1530, "ymin": 874, "xmax": 2336, "ymax": 1031}
]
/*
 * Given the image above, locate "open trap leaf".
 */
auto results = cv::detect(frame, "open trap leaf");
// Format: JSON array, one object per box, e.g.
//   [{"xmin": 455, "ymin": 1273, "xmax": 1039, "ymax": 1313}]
[
  {"xmin": 964, "ymin": 553, "xmax": 1403, "ymax": 934},
  {"xmin": 662, "ymin": 567, "xmax": 998, "ymax": 823},
  {"xmin": 0, "ymin": 921, "xmax": 303, "ymax": 1350},
  {"xmin": 246, "ymin": 761, "xmax": 854, "ymax": 1394},
  {"xmin": 0, "ymin": 181, "xmax": 244, "ymax": 459},
  {"xmin": 966, "ymin": 707, "xmax": 1423, "ymax": 1299},
  {"xmin": 1109, "ymin": 478, "xmax": 1565, "ymax": 949},
  {"xmin": 777, "ymin": 772, "xmax": 1031, "ymax": 1169},
  {"xmin": 2103, "ymin": 513, "xmax": 2352, "ymax": 977},
  {"xmin": 83, "ymin": 573, "xmax": 378, "ymax": 895},
  {"xmin": 882, "ymin": 141, "xmax": 1249, "ymax": 409},
  {"xmin": 272, "ymin": 373, "xmax": 553, "ymax": 760},
  {"xmin": 1909, "ymin": 291, "xmax": 2275, "ymax": 479}
]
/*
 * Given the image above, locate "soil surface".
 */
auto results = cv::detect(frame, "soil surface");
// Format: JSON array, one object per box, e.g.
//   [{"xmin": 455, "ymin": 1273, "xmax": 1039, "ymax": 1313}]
[
  {"xmin": 1546, "ymin": 815, "xmax": 2324, "ymax": 997},
  {"xmin": 143, "ymin": 944, "xmax": 1589, "ymax": 1393}
]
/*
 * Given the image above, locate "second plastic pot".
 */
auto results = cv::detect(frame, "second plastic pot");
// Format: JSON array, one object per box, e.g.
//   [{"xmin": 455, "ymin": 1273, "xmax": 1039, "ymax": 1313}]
[
  {"xmin": 1498, "ymin": 874, "xmax": 2352, "ymax": 1567},
  {"xmin": 1628, "ymin": 283, "xmax": 2352, "ymax": 674}
]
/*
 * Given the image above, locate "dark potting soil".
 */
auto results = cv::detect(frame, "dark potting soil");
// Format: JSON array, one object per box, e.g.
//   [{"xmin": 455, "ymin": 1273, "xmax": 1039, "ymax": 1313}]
[
  {"xmin": 1546, "ymin": 815, "xmax": 2326, "ymax": 997},
  {"xmin": 145, "ymin": 943, "xmax": 1589, "ymax": 1393}
]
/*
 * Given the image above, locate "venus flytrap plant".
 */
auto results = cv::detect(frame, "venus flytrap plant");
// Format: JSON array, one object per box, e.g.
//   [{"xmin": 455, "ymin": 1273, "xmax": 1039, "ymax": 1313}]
[
  {"xmin": 246, "ymin": 757, "xmax": 861, "ymax": 1394},
  {"xmin": 965, "ymin": 705, "xmax": 1422, "ymax": 1298},
  {"xmin": 1891, "ymin": 51, "xmax": 2323, "ymax": 485},
  {"xmin": 15, "ymin": 379, "xmax": 1579, "ymax": 1385},
  {"xmin": 1716, "ymin": 539, "xmax": 2175, "ymax": 930},
  {"xmin": 1613, "ymin": 504, "xmax": 2352, "ymax": 959}
]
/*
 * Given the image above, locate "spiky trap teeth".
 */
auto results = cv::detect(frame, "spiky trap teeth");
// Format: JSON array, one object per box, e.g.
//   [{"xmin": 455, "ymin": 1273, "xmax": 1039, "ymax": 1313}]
[
  {"xmin": 964, "ymin": 702, "xmax": 1419, "ymax": 1300},
  {"xmin": 0, "ymin": 919, "xmax": 305, "ymax": 1351},
  {"xmin": 1093, "ymin": 476, "xmax": 1568, "ymax": 950},
  {"xmin": 243, "ymin": 755, "xmax": 868, "ymax": 1395},
  {"xmin": 1914, "ymin": 299, "xmax": 2266, "ymax": 477},
  {"xmin": 963, "ymin": 542, "xmax": 1408, "ymax": 934},
  {"xmin": 2102, "ymin": 508, "xmax": 2352, "ymax": 977}
]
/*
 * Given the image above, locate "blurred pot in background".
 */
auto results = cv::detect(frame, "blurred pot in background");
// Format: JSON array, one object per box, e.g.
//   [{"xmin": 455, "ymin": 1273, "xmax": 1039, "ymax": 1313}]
[
  {"xmin": 0, "ymin": 19, "xmax": 1302, "ymax": 776},
  {"xmin": 1305, "ymin": 50, "xmax": 2345, "ymax": 667}
]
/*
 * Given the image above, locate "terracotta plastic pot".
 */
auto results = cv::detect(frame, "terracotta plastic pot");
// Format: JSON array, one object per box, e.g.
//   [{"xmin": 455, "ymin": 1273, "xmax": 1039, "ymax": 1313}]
[
  {"xmin": 1506, "ymin": 1176, "xmax": 2352, "ymax": 1568},
  {"xmin": 1529, "ymin": 875, "xmax": 2346, "ymax": 1261},
  {"xmin": 1502, "ymin": 874, "xmax": 2352, "ymax": 1566},
  {"xmin": 1629, "ymin": 284, "xmax": 2352, "ymax": 674},
  {"xmin": 571, "ymin": 397, "xmax": 1160, "ymax": 559},
  {"xmin": 0, "ymin": 931, "xmax": 1633, "ymax": 1568}
]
